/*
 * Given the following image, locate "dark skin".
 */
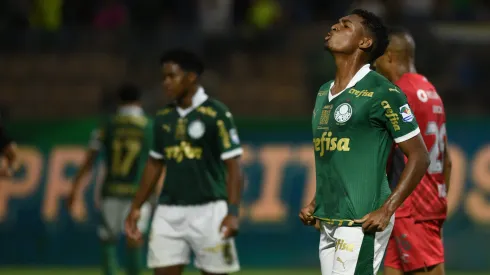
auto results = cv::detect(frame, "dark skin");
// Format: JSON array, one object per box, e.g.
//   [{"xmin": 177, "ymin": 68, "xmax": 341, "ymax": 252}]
[
  {"xmin": 125, "ymin": 62, "xmax": 242, "ymax": 275},
  {"xmin": 0, "ymin": 143, "xmax": 18, "ymax": 177},
  {"xmin": 299, "ymin": 14, "xmax": 430, "ymax": 234},
  {"xmin": 376, "ymin": 33, "xmax": 450, "ymax": 275}
]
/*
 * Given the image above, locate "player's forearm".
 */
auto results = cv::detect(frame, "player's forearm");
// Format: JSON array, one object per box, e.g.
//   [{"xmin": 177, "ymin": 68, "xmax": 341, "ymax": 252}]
[
  {"xmin": 383, "ymin": 144, "xmax": 430, "ymax": 216},
  {"xmin": 72, "ymin": 150, "xmax": 97, "ymax": 191},
  {"xmin": 224, "ymin": 158, "xmax": 242, "ymax": 215},
  {"xmin": 131, "ymin": 157, "xmax": 164, "ymax": 210}
]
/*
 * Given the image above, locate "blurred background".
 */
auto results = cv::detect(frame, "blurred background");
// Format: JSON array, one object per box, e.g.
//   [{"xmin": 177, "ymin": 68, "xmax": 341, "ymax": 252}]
[{"xmin": 0, "ymin": 0, "xmax": 489, "ymax": 274}]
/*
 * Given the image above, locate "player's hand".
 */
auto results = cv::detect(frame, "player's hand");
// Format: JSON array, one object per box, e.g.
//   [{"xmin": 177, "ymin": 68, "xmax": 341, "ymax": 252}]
[
  {"xmin": 299, "ymin": 203, "xmax": 316, "ymax": 226},
  {"xmin": 125, "ymin": 208, "xmax": 142, "ymax": 242},
  {"xmin": 220, "ymin": 215, "xmax": 239, "ymax": 239},
  {"xmin": 354, "ymin": 206, "xmax": 392, "ymax": 233}
]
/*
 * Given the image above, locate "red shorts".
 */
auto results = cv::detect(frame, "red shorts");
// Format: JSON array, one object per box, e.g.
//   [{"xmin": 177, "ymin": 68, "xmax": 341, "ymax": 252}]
[{"xmin": 384, "ymin": 217, "xmax": 445, "ymax": 272}]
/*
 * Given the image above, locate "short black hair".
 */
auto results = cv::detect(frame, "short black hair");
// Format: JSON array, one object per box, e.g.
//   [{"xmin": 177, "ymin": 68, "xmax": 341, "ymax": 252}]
[
  {"xmin": 160, "ymin": 49, "xmax": 204, "ymax": 76},
  {"xmin": 117, "ymin": 83, "xmax": 141, "ymax": 103},
  {"xmin": 350, "ymin": 9, "xmax": 389, "ymax": 63}
]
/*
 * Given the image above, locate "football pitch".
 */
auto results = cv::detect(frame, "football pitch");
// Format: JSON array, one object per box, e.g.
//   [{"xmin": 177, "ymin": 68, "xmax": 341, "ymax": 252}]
[{"xmin": 0, "ymin": 268, "xmax": 486, "ymax": 275}]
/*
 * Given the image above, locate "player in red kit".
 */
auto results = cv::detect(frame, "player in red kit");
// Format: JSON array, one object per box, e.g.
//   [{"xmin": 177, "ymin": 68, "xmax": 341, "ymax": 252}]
[{"xmin": 374, "ymin": 27, "xmax": 452, "ymax": 275}]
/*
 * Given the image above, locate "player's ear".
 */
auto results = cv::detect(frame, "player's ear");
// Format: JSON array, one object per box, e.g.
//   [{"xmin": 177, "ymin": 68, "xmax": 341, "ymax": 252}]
[
  {"xmin": 187, "ymin": 72, "xmax": 198, "ymax": 83},
  {"xmin": 359, "ymin": 37, "xmax": 373, "ymax": 51}
]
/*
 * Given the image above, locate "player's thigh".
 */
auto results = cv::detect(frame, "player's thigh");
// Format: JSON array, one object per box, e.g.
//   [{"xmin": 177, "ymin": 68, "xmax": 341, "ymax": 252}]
[
  {"xmin": 410, "ymin": 263, "xmax": 445, "ymax": 275},
  {"xmin": 383, "ymin": 234, "xmax": 404, "ymax": 274},
  {"xmin": 189, "ymin": 201, "xmax": 240, "ymax": 274},
  {"xmin": 392, "ymin": 218, "xmax": 445, "ymax": 273},
  {"xmin": 148, "ymin": 205, "xmax": 191, "ymax": 269},
  {"xmin": 318, "ymin": 221, "xmax": 336, "ymax": 275},
  {"xmin": 331, "ymin": 215, "xmax": 394, "ymax": 275},
  {"xmin": 98, "ymin": 198, "xmax": 122, "ymax": 241}
]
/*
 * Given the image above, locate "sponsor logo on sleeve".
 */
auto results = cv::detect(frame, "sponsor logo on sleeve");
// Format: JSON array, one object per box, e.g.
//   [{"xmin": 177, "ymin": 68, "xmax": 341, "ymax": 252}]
[
  {"xmin": 229, "ymin": 128, "xmax": 240, "ymax": 144},
  {"xmin": 399, "ymin": 104, "xmax": 414, "ymax": 122}
]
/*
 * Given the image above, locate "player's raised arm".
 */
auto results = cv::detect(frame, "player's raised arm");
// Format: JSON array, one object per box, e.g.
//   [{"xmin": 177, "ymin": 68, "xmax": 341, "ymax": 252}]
[{"xmin": 215, "ymin": 106, "xmax": 244, "ymax": 239}]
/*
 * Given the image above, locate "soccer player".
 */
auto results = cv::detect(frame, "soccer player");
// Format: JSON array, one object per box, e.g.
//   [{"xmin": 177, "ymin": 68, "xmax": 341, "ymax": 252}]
[
  {"xmin": 125, "ymin": 49, "xmax": 243, "ymax": 275},
  {"xmin": 0, "ymin": 116, "xmax": 17, "ymax": 177},
  {"xmin": 298, "ymin": 9, "xmax": 430, "ymax": 275},
  {"xmin": 67, "ymin": 84, "xmax": 153, "ymax": 275},
  {"xmin": 375, "ymin": 28, "xmax": 451, "ymax": 275}
]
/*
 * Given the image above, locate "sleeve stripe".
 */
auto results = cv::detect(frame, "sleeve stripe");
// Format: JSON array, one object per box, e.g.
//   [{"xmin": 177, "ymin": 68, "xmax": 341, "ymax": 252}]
[
  {"xmin": 149, "ymin": 150, "xmax": 164, "ymax": 160},
  {"xmin": 394, "ymin": 127, "xmax": 421, "ymax": 143},
  {"xmin": 221, "ymin": 147, "xmax": 243, "ymax": 160}
]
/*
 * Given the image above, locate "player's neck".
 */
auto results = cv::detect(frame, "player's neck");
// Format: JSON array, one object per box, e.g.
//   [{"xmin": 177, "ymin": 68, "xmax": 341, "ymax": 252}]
[
  {"xmin": 393, "ymin": 62, "xmax": 417, "ymax": 83},
  {"xmin": 332, "ymin": 54, "xmax": 366, "ymax": 95},
  {"xmin": 176, "ymin": 86, "xmax": 199, "ymax": 109}
]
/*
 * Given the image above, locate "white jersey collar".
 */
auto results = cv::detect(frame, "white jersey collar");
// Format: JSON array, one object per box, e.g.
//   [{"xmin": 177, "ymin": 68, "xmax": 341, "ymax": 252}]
[
  {"xmin": 176, "ymin": 86, "xmax": 208, "ymax": 117},
  {"xmin": 329, "ymin": 64, "xmax": 371, "ymax": 101}
]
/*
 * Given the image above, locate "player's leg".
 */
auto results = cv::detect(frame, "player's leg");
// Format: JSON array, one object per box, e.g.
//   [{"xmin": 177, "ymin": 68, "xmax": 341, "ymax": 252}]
[
  {"xmin": 318, "ymin": 221, "xmax": 336, "ymax": 275},
  {"xmin": 331, "ymin": 215, "xmax": 394, "ymax": 275},
  {"xmin": 122, "ymin": 200, "xmax": 152, "ymax": 275},
  {"xmin": 190, "ymin": 201, "xmax": 240, "ymax": 275},
  {"xmin": 384, "ymin": 218, "xmax": 406, "ymax": 275},
  {"xmin": 383, "ymin": 231, "xmax": 404, "ymax": 275},
  {"xmin": 148, "ymin": 205, "xmax": 191, "ymax": 275},
  {"xmin": 98, "ymin": 198, "xmax": 120, "ymax": 275},
  {"xmin": 401, "ymin": 219, "xmax": 446, "ymax": 275}
]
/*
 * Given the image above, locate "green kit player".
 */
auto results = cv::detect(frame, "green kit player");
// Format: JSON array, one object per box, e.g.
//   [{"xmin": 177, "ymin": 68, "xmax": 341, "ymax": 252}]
[
  {"xmin": 125, "ymin": 49, "xmax": 243, "ymax": 275},
  {"xmin": 298, "ymin": 10, "xmax": 430, "ymax": 275},
  {"xmin": 68, "ymin": 84, "xmax": 154, "ymax": 275}
]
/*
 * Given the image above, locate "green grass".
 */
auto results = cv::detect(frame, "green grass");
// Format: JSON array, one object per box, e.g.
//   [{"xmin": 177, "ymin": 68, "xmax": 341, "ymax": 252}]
[{"xmin": 0, "ymin": 268, "xmax": 486, "ymax": 275}]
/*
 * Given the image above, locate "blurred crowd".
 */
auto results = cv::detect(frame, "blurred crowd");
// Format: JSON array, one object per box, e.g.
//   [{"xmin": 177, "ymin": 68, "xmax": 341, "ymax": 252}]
[
  {"xmin": 1, "ymin": 0, "xmax": 490, "ymax": 33},
  {"xmin": 0, "ymin": 0, "xmax": 489, "ymax": 118}
]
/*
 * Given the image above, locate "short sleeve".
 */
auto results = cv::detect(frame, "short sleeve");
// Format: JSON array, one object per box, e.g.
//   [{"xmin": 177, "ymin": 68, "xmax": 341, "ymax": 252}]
[
  {"xmin": 88, "ymin": 127, "xmax": 105, "ymax": 150},
  {"xmin": 215, "ymin": 108, "xmax": 243, "ymax": 160},
  {"xmin": 149, "ymin": 118, "xmax": 165, "ymax": 160},
  {"xmin": 370, "ymin": 86, "xmax": 420, "ymax": 143}
]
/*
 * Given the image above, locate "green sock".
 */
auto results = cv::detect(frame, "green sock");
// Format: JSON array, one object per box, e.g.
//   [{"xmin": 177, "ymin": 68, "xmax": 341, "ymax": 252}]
[
  {"xmin": 101, "ymin": 242, "xmax": 118, "ymax": 275},
  {"xmin": 126, "ymin": 246, "xmax": 143, "ymax": 275}
]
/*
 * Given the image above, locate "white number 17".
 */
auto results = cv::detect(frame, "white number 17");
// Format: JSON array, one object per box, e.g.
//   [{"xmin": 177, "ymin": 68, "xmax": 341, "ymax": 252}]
[{"xmin": 425, "ymin": 122, "xmax": 446, "ymax": 174}]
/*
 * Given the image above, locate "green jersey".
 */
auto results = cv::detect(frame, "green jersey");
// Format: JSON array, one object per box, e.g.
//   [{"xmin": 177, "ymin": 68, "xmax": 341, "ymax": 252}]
[
  {"xmin": 312, "ymin": 65, "xmax": 420, "ymax": 225},
  {"xmin": 90, "ymin": 107, "xmax": 153, "ymax": 198},
  {"xmin": 150, "ymin": 87, "xmax": 243, "ymax": 205}
]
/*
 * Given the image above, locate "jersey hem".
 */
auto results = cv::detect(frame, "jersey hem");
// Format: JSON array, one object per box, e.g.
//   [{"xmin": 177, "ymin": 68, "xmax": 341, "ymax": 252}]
[
  {"xmin": 149, "ymin": 150, "xmax": 164, "ymax": 159},
  {"xmin": 221, "ymin": 147, "xmax": 243, "ymax": 160},
  {"xmin": 394, "ymin": 127, "xmax": 420, "ymax": 143}
]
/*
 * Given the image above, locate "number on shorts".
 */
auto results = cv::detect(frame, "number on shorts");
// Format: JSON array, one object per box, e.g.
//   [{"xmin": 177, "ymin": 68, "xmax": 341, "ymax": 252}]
[
  {"xmin": 111, "ymin": 138, "xmax": 142, "ymax": 176},
  {"xmin": 425, "ymin": 122, "xmax": 446, "ymax": 174}
]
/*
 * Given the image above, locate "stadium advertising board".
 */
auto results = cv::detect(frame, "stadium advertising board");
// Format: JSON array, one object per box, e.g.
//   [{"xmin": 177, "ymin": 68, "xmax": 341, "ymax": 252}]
[{"xmin": 0, "ymin": 118, "xmax": 489, "ymax": 270}]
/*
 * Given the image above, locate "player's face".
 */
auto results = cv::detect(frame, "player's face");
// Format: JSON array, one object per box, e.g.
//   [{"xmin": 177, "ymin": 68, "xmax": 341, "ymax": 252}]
[
  {"xmin": 325, "ymin": 14, "xmax": 372, "ymax": 54},
  {"xmin": 161, "ymin": 62, "xmax": 190, "ymax": 101}
]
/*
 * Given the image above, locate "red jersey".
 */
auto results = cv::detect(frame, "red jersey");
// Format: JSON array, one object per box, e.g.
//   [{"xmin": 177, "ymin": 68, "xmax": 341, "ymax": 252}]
[{"xmin": 388, "ymin": 73, "xmax": 448, "ymax": 221}]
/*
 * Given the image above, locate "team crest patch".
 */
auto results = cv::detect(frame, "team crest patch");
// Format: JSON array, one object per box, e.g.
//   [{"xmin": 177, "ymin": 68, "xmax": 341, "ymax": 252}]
[
  {"xmin": 188, "ymin": 120, "xmax": 205, "ymax": 139},
  {"xmin": 334, "ymin": 103, "xmax": 352, "ymax": 123},
  {"xmin": 399, "ymin": 104, "xmax": 414, "ymax": 122}
]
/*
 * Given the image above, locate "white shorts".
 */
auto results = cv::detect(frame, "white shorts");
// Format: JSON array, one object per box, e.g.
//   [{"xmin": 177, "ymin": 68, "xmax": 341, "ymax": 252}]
[
  {"xmin": 98, "ymin": 198, "xmax": 152, "ymax": 241},
  {"xmin": 147, "ymin": 200, "xmax": 240, "ymax": 274},
  {"xmin": 319, "ymin": 215, "xmax": 394, "ymax": 275}
]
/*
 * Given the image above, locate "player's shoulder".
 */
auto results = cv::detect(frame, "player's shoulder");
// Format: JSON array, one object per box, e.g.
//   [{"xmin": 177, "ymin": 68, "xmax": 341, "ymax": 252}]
[
  {"xmin": 200, "ymin": 97, "xmax": 234, "ymax": 119},
  {"xmin": 155, "ymin": 103, "xmax": 177, "ymax": 119},
  {"xmin": 366, "ymin": 71, "xmax": 404, "ymax": 97},
  {"xmin": 317, "ymin": 81, "xmax": 333, "ymax": 96}
]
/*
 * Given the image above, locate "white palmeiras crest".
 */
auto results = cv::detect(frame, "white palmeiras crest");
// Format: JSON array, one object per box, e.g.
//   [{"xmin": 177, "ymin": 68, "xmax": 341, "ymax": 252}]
[
  {"xmin": 334, "ymin": 103, "xmax": 352, "ymax": 123},
  {"xmin": 188, "ymin": 120, "xmax": 206, "ymax": 139}
]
